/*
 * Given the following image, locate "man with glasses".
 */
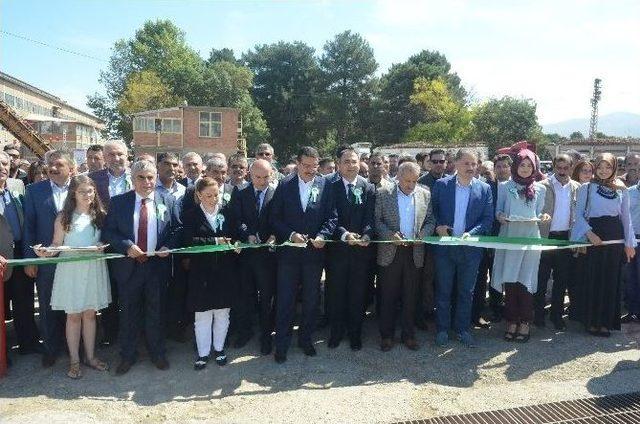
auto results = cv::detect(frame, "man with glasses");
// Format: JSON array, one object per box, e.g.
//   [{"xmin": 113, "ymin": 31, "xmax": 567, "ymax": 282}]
[
  {"xmin": 623, "ymin": 153, "xmax": 640, "ymax": 187},
  {"xmin": 227, "ymin": 153, "xmax": 249, "ymax": 189},
  {"xmin": 368, "ymin": 153, "xmax": 393, "ymax": 191},
  {"xmin": 180, "ymin": 152, "xmax": 203, "ymax": 188},
  {"xmin": 255, "ymin": 143, "xmax": 284, "ymax": 183},
  {"xmin": 418, "ymin": 149, "xmax": 447, "ymax": 190}
]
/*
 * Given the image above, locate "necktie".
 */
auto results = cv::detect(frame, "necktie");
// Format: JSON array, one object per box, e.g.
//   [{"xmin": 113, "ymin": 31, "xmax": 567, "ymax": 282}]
[
  {"xmin": 347, "ymin": 184, "xmax": 354, "ymax": 204},
  {"xmin": 137, "ymin": 198, "xmax": 148, "ymax": 262},
  {"xmin": 255, "ymin": 190, "xmax": 262, "ymax": 214}
]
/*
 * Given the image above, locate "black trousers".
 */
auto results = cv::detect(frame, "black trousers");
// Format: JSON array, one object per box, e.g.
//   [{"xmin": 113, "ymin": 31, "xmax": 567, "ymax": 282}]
[
  {"xmin": 416, "ymin": 248, "xmax": 435, "ymax": 319},
  {"xmin": 235, "ymin": 251, "xmax": 276, "ymax": 341},
  {"xmin": 34, "ymin": 264, "xmax": 65, "ymax": 357},
  {"xmin": 327, "ymin": 248, "xmax": 370, "ymax": 340},
  {"xmin": 471, "ymin": 249, "xmax": 503, "ymax": 321},
  {"xmin": 117, "ymin": 259, "xmax": 167, "ymax": 362},
  {"xmin": 378, "ymin": 247, "xmax": 421, "ymax": 340},
  {"xmin": 535, "ymin": 231, "xmax": 572, "ymax": 321},
  {"xmin": 165, "ymin": 256, "xmax": 190, "ymax": 333},
  {"xmin": 99, "ymin": 262, "xmax": 119, "ymax": 343},
  {"xmin": 3, "ymin": 244, "xmax": 40, "ymax": 350}
]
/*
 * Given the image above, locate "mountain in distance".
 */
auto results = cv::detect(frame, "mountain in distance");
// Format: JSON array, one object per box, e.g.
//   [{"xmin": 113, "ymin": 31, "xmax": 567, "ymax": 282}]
[{"xmin": 542, "ymin": 112, "xmax": 640, "ymax": 137}]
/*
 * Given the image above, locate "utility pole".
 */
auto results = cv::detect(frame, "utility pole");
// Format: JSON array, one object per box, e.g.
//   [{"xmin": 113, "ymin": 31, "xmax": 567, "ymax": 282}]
[{"xmin": 589, "ymin": 78, "xmax": 602, "ymax": 140}]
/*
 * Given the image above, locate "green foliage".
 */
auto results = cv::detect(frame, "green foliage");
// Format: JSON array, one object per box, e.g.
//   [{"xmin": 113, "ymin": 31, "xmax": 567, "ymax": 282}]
[
  {"xmin": 243, "ymin": 41, "xmax": 321, "ymax": 159},
  {"xmin": 471, "ymin": 96, "xmax": 542, "ymax": 155},
  {"xmin": 569, "ymin": 131, "xmax": 585, "ymax": 140},
  {"xmin": 118, "ymin": 70, "xmax": 182, "ymax": 115}
]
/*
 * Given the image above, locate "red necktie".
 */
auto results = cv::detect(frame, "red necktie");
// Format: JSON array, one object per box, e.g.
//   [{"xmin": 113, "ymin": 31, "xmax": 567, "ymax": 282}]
[{"xmin": 137, "ymin": 198, "xmax": 148, "ymax": 263}]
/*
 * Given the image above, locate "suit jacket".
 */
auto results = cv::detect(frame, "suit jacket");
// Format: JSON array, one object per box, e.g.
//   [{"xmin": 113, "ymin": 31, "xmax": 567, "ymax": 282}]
[
  {"xmin": 102, "ymin": 190, "xmax": 182, "ymax": 284},
  {"xmin": 1, "ymin": 178, "xmax": 24, "ymax": 280},
  {"xmin": 269, "ymin": 173, "xmax": 337, "ymax": 263},
  {"xmin": 181, "ymin": 182, "xmax": 234, "ymax": 220},
  {"xmin": 539, "ymin": 177, "xmax": 580, "ymax": 238},
  {"xmin": 89, "ymin": 168, "xmax": 131, "ymax": 209},
  {"xmin": 329, "ymin": 175, "xmax": 375, "ymax": 254},
  {"xmin": 22, "ymin": 180, "xmax": 60, "ymax": 260},
  {"xmin": 182, "ymin": 204, "xmax": 235, "ymax": 311},
  {"xmin": 431, "ymin": 175, "xmax": 494, "ymax": 260},
  {"xmin": 232, "ymin": 182, "xmax": 275, "ymax": 243},
  {"xmin": 374, "ymin": 184, "xmax": 435, "ymax": 267}
]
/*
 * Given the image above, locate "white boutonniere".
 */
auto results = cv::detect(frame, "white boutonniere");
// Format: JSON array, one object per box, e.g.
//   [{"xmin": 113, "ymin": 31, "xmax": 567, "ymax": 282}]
[
  {"xmin": 223, "ymin": 192, "xmax": 231, "ymax": 202},
  {"xmin": 616, "ymin": 189, "xmax": 623, "ymax": 196},
  {"xmin": 214, "ymin": 213, "xmax": 225, "ymax": 231},
  {"xmin": 310, "ymin": 187, "xmax": 320, "ymax": 203},
  {"xmin": 125, "ymin": 175, "xmax": 132, "ymax": 191},
  {"xmin": 11, "ymin": 191, "xmax": 20, "ymax": 200},
  {"xmin": 353, "ymin": 187, "xmax": 363, "ymax": 204},
  {"xmin": 156, "ymin": 204, "xmax": 167, "ymax": 221}
]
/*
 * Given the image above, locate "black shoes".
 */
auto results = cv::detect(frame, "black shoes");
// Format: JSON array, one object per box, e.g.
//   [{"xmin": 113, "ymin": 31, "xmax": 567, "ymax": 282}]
[
  {"xmin": 551, "ymin": 317, "xmax": 567, "ymax": 331},
  {"xmin": 328, "ymin": 335, "xmax": 342, "ymax": 349},
  {"xmin": 115, "ymin": 359, "xmax": 133, "ymax": 376},
  {"xmin": 214, "ymin": 350, "xmax": 227, "ymax": 366},
  {"xmin": 621, "ymin": 314, "xmax": 640, "ymax": 324},
  {"xmin": 41, "ymin": 354, "xmax": 56, "ymax": 368},
  {"xmin": 299, "ymin": 342, "xmax": 317, "ymax": 356},
  {"xmin": 194, "ymin": 356, "xmax": 209, "ymax": 370},
  {"xmin": 153, "ymin": 357, "xmax": 170, "ymax": 370},
  {"xmin": 260, "ymin": 338, "xmax": 273, "ymax": 356},
  {"xmin": 274, "ymin": 350, "xmax": 287, "ymax": 364},
  {"xmin": 234, "ymin": 333, "xmax": 253, "ymax": 349}
]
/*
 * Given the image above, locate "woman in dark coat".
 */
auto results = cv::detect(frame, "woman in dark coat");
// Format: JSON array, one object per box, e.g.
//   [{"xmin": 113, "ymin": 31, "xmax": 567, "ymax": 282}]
[{"xmin": 183, "ymin": 177, "xmax": 237, "ymax": 369}]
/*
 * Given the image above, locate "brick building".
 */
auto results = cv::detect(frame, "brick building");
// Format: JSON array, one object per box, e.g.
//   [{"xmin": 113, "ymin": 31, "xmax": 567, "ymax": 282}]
[
  {"xmin": 546, "ymin": 138, "xmax": 640, "ymax": 159},
  {"xmin": 132, "ymin": 106, "xmax": 242, "ymax": 158},
  {"xmin": 0, "ymin": 71, "xmax": 105, "ymax": 155}
]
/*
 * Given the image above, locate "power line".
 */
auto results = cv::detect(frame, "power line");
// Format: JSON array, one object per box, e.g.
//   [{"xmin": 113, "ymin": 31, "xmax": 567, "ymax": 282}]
[{"xmin": 0, "ymin": 30, "xmax": 108, "ymax": 63}]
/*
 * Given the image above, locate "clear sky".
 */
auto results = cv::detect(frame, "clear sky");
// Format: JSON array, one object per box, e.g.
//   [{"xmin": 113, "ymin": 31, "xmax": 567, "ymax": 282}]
[{"xmin": 1, "ymin": 0, "xmax": 638, "ymax": 125}]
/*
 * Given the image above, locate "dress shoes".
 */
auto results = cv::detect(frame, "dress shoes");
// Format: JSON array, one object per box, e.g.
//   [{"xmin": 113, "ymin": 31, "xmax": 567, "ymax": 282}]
[
  {"xmin": 19, "ymin": 342, "xmax": 44, "ymax": 355},
  {"xmin": 153, "ymin": 357, "xmax": 170, "ymax": 370},
  {"xmin": 621, "ymin": 313, "xmax": 640, "ymax": 324},
  {"xmin": 435, "ymin": 331, "xmax": 449, "ymax": 347},
  {"xmin": 194, "ymin": 356, "xmax": 209, "ymax": 371},
  {"xmin": 328, "ymin": 334, "xmax": 342, "ymax": 349},
  {"xmin": 115, "ymin": 360, "xmax": 133, "ymax": 376},
  {"xmin": 380, "ymin": 338, "xmax": 394, "ymax": 352},
  {"xmin": 350, "ymin": 337, "xmax": 362, "ymax": 351},
  {"xmin": 299, "ymin": 343, "xmax": 317, "ymax": 356},
  {"xmin": 551, "ymin": 316, "xmax": 567, "ymax": 331}
]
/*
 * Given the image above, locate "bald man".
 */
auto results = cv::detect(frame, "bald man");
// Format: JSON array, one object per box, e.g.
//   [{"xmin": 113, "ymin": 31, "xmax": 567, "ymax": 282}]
[{"xmin": 230, "ymin": 159, "xmax": 278, "ymax": 354}]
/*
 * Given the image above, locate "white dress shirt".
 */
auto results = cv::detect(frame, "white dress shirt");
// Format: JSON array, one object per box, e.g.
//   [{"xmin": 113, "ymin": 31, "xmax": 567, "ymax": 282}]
[
  {"xmin": 155, "ymin": 179, "xmax": 186, "ymax": 201},
  {"xmin": 108, "ymin": 170, "xmax": 130, "ymax": 198},
  {"xmin": 342, "ymin": 176, "xmax": 358, "ymax": 200},
  {"xmin": 397, "ymin": 187, "xmax": 416, "ymax": 239},
  {"xmin": 133, "ymin": 192, "xmax": 158, "ymax": 254},
  {"xmin": 549, "ymin": 175, "xmax": 571, "ymax": 232},
  {"xmin": 298, "ymin": 176, "xmax": 314, "ymax": 212},
  {"xmin": 453, "ymin": 177, "xmax": 471, "ymax": 236},
  {"xmin": 50, "ymin": 180, "xmax": 70, "ymax": 212}
]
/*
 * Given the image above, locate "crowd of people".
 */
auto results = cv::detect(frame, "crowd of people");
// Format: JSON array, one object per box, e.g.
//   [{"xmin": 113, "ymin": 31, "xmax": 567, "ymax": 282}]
[{"xmin": 1, "ymin": 139, "xmax": 640, "ymax": 380}]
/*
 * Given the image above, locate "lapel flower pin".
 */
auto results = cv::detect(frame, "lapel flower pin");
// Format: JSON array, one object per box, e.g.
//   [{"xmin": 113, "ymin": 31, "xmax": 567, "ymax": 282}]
[
  {"xmin": 215, "ymin": 213, "xmax": 225, "ymax": 231},
  {"xmin": 223, "ymin": 192, "xmax": 231, "ymax": 203},
  {"xmin": 352, "ymin": 187, "xmax": 363, "ymax": 204},
  {"xmin": 508, "ymin": 186, "xmax": 519, "ymax": 199},
  {"xmin": 310, "ymin": 186, "xmax": 320, "ymax": 203},
  {"xmin": 156, "ymin": 203, "xmax": 167, "ymax": 221}
]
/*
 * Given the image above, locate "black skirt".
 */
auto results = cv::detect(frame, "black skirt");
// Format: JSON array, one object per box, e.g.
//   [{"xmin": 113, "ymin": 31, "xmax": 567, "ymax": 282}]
[{"xmin": 582, "ymin": 216, "xmax": 624, "ymax": 330}]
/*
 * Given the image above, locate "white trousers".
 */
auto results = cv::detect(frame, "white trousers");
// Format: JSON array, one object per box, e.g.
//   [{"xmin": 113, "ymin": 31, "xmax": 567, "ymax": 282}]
[{"xmin": 194, "ymin": 308, "xmax": 230, "ymax": 357}]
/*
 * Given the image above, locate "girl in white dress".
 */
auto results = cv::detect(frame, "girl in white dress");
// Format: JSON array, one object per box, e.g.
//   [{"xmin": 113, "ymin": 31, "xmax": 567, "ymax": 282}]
[{"xmin": 35, "ymin": 175, "xmax": 111, "ymax": 379}]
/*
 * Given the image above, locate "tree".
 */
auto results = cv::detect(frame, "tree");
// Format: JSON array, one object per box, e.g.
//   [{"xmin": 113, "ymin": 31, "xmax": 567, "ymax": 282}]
[
  {"xmin": 118, "ymin": 70, "xmax": 182, "ymax": 115},
  {"xmin": 377, "ymin": 50, "xmax": 466, "ymax": 145},
  {"xmin": 404, "ymin": 77, "xmax": 473, "ymax": 144},
  {"xmin": 207, "ymin": 48, "xmax": 238, "ymax": 65},
  {"xmin": 471, "ymin": 96, "xmax": 542, "ymax": 155},
  {"xmin": 569, "ymin": 131, "xmax": 585, "ymax": 140},
  {"xmin": 318, "ymin": 31, "xmax": 378, "ymax": 145},
  {"xmin": 243, "ymin": 41, "xmax": 321, "ymax": 159}
]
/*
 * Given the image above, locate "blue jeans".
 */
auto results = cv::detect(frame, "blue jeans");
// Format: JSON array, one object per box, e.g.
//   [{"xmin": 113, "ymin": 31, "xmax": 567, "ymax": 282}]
[
  {"xmin": 435, "ymin": 246, "xmax": 482, "ymax": 333},
  {"xmin": 625, "ymin": 244, "xmax": 640, "ymax": 315}
]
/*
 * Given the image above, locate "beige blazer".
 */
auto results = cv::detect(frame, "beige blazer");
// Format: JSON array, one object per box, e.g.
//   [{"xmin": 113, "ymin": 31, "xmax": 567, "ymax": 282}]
[
  {"xmin": 374, "ymin": 184, "xmax": 435, "ymax": 267},
  {"xmin": 539, "ymin": 177, "xmax": 580, "ymax": 238}
]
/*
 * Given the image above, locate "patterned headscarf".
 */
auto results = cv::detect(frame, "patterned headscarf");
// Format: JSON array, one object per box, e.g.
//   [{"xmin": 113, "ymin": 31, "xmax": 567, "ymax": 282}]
[{"xmin": 511, "ymin": 148, "xmax": 538, "ymax": 202}]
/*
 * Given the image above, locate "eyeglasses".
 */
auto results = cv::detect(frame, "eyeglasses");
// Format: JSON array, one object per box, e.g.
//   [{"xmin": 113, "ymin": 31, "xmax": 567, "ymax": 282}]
[
  {"xmin": 430, "ymin": 159, "xmax": 446, "ymax": 164},
  {"xmin": 257, "ymin": 152, "xmax": 272, "ymax": 157}
]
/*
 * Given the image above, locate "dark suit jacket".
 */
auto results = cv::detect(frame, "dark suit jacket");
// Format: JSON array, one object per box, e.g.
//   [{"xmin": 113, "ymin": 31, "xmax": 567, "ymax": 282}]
[
  {"xmin": 181, "ymin": 182, "xmax": 234, "ymax": 220},
  {"xmin": 22, "ymin": 180, "xmax": 59, "ymax": 259},
  {"xmin": 182, "ymin": 204, "xmax": 235, "ymax": 311},
  {"xmin": 102, "ymin": 190, "xmax": 182, "ymax": 284},
  {"xmin": 231, "ymin": 183, "xmax": 275, "ymax": 243},
  {"xmin": 269, "ymin": 173, "xmax": 337, "ymax": 263},
  {"xmin": 1, "ymin": 178, "xmax": 25, "ymax": 280},
  {"xmin": 431, "ymin": 175, "xmax": 494, "ymax": 260},
  {"xmin": 330, "ymin": 175, "xmax": 375, "ymax": 241},
  {"xmin": 88, "ymin": 168, "xmax": 132, "ymax": 209}
]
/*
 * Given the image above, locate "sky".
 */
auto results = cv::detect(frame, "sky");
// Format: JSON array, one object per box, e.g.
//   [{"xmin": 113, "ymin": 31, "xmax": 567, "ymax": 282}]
[{"xmin": 1, "ymin": 0, "xmax": 638, "ymax": 125}]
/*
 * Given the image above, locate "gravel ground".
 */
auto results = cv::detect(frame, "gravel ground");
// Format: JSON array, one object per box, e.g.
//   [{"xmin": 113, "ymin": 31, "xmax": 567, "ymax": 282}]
[{"xmin": 2, "ymin": 317, "xmax": 640, "ymax": 423}]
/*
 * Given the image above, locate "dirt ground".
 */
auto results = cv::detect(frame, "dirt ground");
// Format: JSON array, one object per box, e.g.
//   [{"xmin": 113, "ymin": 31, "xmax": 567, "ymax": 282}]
[{"xmin": 1, "ymin": 318, "xmax": 640, "ymax": 423}]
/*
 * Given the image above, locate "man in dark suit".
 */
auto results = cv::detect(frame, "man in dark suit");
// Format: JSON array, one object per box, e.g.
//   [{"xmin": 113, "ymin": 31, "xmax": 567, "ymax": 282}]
[
  {"xmin": 270, "ymin": 146, "xmax": 337, "ymax": 363},
  {"xmin": 102, "ymin": 160, "xmax": 182, "ymax": 375},
  {"xmin": 23, "ymin": 150, "xmax": 74, "ymax": 367},
  {"xmin": 326, "ymin": 147, "xmax": 375, "ymax": 351},
  {"xmin": 179, "ymin": 152, "xmax": 203, "ymax": 188},
  {"xmin": 431, "ymin": 149, "xmax": 494, "ymax": 348},
  {"xmin": 182, "ymin": 156, "xmax": 233, "ymax": 217},
  {"xmin": 231, "ymin": 159, "xmax": 277, "ymax": 353},
  {"xmin": 1, "ymin": 151, "xmax": 40, "ymax": 358},
  {"xmin": 89, "ymin": 139, "xmax": 132, "ymax": 346}
]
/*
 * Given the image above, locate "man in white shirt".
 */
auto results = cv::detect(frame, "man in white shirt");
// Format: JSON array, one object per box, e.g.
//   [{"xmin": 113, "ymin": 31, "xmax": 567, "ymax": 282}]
[
  {"xmin": 180, "ymin": 152, "xmax": 203, "ymax": 188},
  {"xmin": 536, "ymin": 154, "xmax": 580, "ymax": 330}
]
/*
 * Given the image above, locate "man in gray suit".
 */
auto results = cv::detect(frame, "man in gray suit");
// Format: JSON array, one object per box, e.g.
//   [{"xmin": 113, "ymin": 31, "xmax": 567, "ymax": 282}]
[
  {"xmin": 374, "ymin": 162, "xmax": 435, "ymax": 351},
  {"xmin": 1, "ymin": 151, "xmax": 40, "ymax": 356}
]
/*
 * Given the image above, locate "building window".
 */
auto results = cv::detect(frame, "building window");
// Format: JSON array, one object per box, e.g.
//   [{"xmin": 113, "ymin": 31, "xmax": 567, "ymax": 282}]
[
  {"xmin": 133, "ymin": 117, "xmax": 156, "ymax": 133},
  {"xmin": 161, "ymin": 118, "xmax": 182, "ymax": 134},
  {"xmin": 199, "ymin": 111, "xmax": 222, "ymax": 138}
]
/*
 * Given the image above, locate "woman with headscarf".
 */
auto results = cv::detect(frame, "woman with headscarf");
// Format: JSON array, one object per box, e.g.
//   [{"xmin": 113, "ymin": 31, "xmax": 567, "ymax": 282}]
[
  {"xmin": 492, "ymin": 148, "xmax": 549, "ymax": 343},
  {"xmin": 571, "ymin": 153, "xmax": 636, "ymax": 336}
]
